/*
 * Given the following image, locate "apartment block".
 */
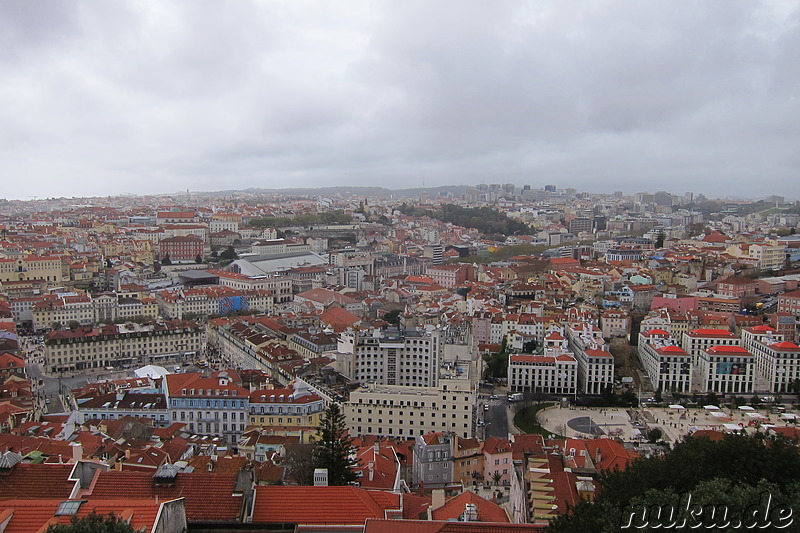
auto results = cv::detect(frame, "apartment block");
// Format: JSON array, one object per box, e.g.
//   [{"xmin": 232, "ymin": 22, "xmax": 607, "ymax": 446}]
[
  {"xmin": 638, "ymin": 329, "xmax": 691, "ymax": 393},
  {"xmin": 165, "ymin": 370, "xmax": 249, "ymax": 445},
  {"xmin": 749, "ymin": 338, "xmax": 800, "ymax": 393},
  {"xmin": 565, "ymin": 324, "xmax": 614, "ymax": 395},
  {"xmin": 697, "ymin": 345, "xmax": 754, "ymax": 394},
  {"xmin": 344, "ymin": 377, "xmax": 476, "ymax": 440},
  {"xmin": 44, "ymin": 320, "xmax": 202, "ymax": 373},
  {"xmin": 247, "ymin": 384, "xmax": 325, "ymax": 443},
  {"xmin": 508, "ymin": 351, "xmax": 577, "ymax": 396},
  {"xmin": 681, "ymin": 328, "xmax": 740, "ymax": 366},
  {"xmin": 337, "ymin": 326, "xmax": 444, "ymax": 388}
]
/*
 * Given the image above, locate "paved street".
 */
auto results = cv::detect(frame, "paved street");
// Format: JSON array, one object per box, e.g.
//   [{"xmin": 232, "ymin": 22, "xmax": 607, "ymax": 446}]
[{"xmin": 482, "ymin": 397, "xmax": 509, "ymax": 439}]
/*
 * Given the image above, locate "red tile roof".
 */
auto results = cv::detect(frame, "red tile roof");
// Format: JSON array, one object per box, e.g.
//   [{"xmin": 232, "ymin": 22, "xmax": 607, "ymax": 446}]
[
  {"xmin": 252, "ymin": 486, "xmax": 401, "ymax": 525},
  {"xmin": 364, "ymin": 520, "xmax": 546, "ymax": 533},
  {"xmin": 88, "ymin": 470, "xmax": 242, "ymax": 522},
  {"xmin": 0, "ymin": 463, "xmax": 76, "ymax": 500},
  {"xmin": 0, "ymin": 498, "xmax": 169, "ymax": 533},
  {"xmin": 431, "ymin": 490, "xmax": 509, "ymax": 522}
]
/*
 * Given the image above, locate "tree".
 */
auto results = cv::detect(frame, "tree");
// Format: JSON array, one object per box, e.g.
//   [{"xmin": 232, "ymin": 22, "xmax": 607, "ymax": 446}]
[
  {"xmin": 284, "ymin": 442, "xmax": 317, "ymax": 485},
  {"xmin": 646, "ymin": 427, "xmax": 663, "ymax": 443},
  {"xmin": 383, "ymin": 309, "xmax": 402, "ymax": 326},
  {"xmin": 491, "ymin": 471, "xmax": 503, "ymax": 486},
  {"xmin": 195, "ymin": 254, "xmax": 203, "ymax": 264},
  {"xmin": 654, "ymin": 231, "xmax": 665, "ymax": 249},
  {"xmin": 220, "ymin": 246, "xmax": 238, "ymax": 261},
  {"xmin": 547, "ymin": 433, "xmax": 800, "ymax": 532},
  {"xmin": 47, "ymin": 512, "xmax": 137, "ymax": 533},
  {"xmin": 312, "ymin": 404, "xmax": 358, "ymax": 486},
  {"xmin": 160, "ymin": 255, "xmax": 172, "ymax": 266},
  {"xmin": 67, "ymin": 321, "xmax": 80, "ymax": 330}
]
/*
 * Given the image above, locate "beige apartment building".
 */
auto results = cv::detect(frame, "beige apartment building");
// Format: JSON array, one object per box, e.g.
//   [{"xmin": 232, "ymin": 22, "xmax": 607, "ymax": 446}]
[
  {"xmin": 44, "ymin": 320, "xmax": 202, "ymax": 373},
  {"xmin": 344, "ymin": 377, "xmax": 476, "ymax": 439}
]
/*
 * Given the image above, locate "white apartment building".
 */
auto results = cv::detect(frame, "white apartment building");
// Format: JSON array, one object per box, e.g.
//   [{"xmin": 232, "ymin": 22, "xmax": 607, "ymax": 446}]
[
  {"xmin": 698, "ymin": 345, "xmax": 754, "ymax": 394},
  {"xmin": 681, "ymin": 328, "xmax": 740, "ymax": 366},
  {"xmin": 508, "ymin": 351, "xmax": 577, "ymax": 395},
  {"xmin": 337, "ymin": 326, "xmax": 444, "ymax": 388},
  {"xmin": 638, "ymin": 329, "xmax": 691, "ymax": 393},
  {"xmin": 565, "ymin": 323, "xmax": 614, "ymax": 395},
  {"xmin": 741, "ymin": 325, "xmax": 784, "ymax": 353},
  {"xmin": 749, "ymin": 338, "xmax": 800, "ymax": 393}
]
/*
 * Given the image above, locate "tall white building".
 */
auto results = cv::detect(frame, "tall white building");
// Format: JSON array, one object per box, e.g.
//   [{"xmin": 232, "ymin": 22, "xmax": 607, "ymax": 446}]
[
  {"xmin": 337, "ymin": 326, "xmax": 446, "ymax": 388},
  {"xmin": 638, "ymin": 329, "xmax": 691, "ymax": 393},
  {"xmin": 565, "ymin": 323, "xmax": 614, "ymax": 395},
  {"xmin": 508, "ymin": 343, "xmax": 577, "ymax": 396},
  {"xmin": 698, "ymin": 345, "xmax": 754, "ymax": 394},
  {"xmin": 681, "ymin": 329, "xmax": 740, "ymax": 366}
]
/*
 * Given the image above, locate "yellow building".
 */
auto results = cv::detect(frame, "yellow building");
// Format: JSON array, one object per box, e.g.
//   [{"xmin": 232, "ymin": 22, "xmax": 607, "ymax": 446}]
[
  {"xmin": 248, "ymin": 384, "xmax": 325, "ymax": 443},
  {"xmin": 0, "ymin": 255, "xmax": 63, "ymax": 284}
]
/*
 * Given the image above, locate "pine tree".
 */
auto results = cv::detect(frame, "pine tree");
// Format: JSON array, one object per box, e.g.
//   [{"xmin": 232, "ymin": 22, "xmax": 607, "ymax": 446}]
[{"xmin": 312, "ymin": 403, "xmax": 358, "ymax": 486}]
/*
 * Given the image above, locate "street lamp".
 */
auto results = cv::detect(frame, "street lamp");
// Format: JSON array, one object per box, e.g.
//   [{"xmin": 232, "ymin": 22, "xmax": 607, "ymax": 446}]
[{"xmin": 483, "ymin": 421, "xmax": 492, "ymax": 441}]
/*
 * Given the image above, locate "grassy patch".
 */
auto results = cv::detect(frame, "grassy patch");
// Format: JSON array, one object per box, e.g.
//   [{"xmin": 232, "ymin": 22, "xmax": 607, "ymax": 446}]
[{"xmin": 513, "ymin": 402, "xmax": 563, "ymax": 437}]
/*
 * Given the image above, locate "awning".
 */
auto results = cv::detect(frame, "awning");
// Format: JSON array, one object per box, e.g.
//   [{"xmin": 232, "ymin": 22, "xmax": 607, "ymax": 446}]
[
  {"xmin": 704, "ymin": 405, "xmax": 720, "ymax": 410},
  {"xmin": 711, "ymin": 411, "xmax": 727, "ymax": 418},
  {"xmin": 738, "ymin": 406, "xmax": 755, "ymax": 411},
  {"xmin": 669, "ymin": 404, "xmax": 685, "ymax": 409}
]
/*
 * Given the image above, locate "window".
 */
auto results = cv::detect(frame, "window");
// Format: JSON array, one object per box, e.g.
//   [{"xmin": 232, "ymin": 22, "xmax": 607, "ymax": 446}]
[{"xmin": 55, "ymin": 500, "xmax": 85, "ymax": 516}]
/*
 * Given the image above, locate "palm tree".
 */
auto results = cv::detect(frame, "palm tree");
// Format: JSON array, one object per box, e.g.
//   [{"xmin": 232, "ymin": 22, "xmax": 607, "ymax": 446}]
[{"xmin": 491, "ymin": 471, "xmax": 502, "ymax": 486}]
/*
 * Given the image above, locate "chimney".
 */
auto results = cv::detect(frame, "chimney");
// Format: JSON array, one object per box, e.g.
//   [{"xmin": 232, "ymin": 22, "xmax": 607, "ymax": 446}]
[
  {"xmin": 431, "ymin": 489, "xmax": 446, "ymax": 511},
  {"xmin": 70, "ymin": 442, "xmax": 83, "ymax": 463},
  {"xmin": 595, "ymin": 447, "xmax": 602, "ymax": 466},
  {"xmin": 314, "ymin": 468, "xmax": 328, "ymax": 487}
]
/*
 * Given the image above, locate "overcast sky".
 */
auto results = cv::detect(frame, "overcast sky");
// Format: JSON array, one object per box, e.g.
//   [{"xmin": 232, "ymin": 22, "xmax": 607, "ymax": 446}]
[{"xmin": 1, "ymin": 1, "xmax": 798, "ymax": 201}]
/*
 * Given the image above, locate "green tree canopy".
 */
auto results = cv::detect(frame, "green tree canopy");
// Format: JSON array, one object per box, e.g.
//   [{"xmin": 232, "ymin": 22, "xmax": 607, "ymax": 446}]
[
  {"xmin": 312, "ymin": 403, "xmax": 358, "ymax": 486},
  {"xmin": 220, "ymin": 246, "xmax": 238, "ymax": 261},
  {"xmin": 547, "ymin": 433, "xmax": 800, "ymax": 533},
  {"xmin": 382, "ymin": 309, "xmax": 402, "ymax": 326},
  {"xmin": 47, "ymin": 512, "xmax": 137, "ymax": 533}
]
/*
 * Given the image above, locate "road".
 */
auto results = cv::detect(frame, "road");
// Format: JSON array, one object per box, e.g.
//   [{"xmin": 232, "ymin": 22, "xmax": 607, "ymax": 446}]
[
  {"xmin": 25, "ymin": 361, "xmax": 94, "ymax": 414},
  {"xmin": 480, "ymin": 396, "xmax": 510, "ymax": 439}
]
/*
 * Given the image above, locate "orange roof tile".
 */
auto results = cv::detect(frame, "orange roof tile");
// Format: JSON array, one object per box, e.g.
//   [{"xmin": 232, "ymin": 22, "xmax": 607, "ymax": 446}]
[{"xmin": 252, "ymin": 486, "xmax": 400, "ymax": 525}]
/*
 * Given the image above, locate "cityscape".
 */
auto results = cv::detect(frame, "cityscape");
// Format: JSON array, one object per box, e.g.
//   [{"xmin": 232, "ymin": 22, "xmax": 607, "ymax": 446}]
[
  {"xmin": 0, "ymin": 185, "xmax": 799, "ymax": 531},
  {"xmin": 2, "ymin": 1, "xmax": 800, "ymax": 531}
]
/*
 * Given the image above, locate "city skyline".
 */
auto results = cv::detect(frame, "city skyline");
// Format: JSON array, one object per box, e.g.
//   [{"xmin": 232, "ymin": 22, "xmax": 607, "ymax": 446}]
[{"xmin": 2, "ymin": 1, "xmax": 798, "ymax": 201}]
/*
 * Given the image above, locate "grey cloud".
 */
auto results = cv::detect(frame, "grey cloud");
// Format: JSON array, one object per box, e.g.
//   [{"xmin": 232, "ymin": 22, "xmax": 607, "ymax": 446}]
[{"xmin": 0, "ymin": 0, "xmax": 798, "ymax": 199}]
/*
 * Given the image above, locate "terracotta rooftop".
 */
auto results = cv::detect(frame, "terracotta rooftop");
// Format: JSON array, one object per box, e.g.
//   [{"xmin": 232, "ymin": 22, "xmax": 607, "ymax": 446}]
[
  {"xmin": 252, "ymin": 486, "xmax": 401, "ymax": 525},
  {"xmin": 87, "ymin": 470, "xmax": 242, "ymax": 522},
  {"xmin": 431, "ymin": 490, "xmax": 509, "ymax": 523},
  {"xmin": 364, "ymin": 520, "xmax": 546, "ymax": 533},
  {"xmin": 0, "ymin": 463, "xmax": 76, "ymax": 500}
]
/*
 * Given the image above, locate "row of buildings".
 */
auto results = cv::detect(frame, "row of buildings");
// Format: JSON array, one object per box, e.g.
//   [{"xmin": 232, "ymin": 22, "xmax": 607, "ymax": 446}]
[{"xmin": 638, "ymin": 324, "xmax": 800, "ymax": 395}]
